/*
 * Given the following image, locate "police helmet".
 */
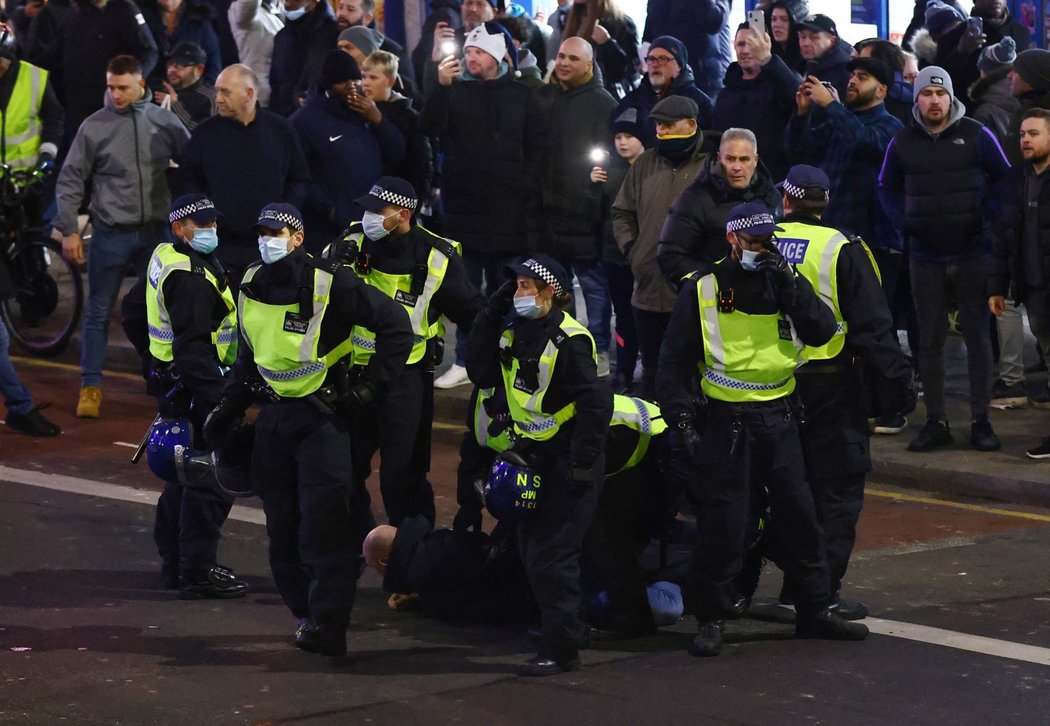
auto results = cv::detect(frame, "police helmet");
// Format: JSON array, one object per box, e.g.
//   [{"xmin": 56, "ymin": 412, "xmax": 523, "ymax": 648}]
[
  {"xmin": 211, "ymin": 423, "xmax": 257, "ymax": 497},
  {"xmin": 483, "ymin": 449, "xmax": 542, "ymax": 521},
  {"xmin": 144, "ymin": 418, "xmax": 217, "ymax": 490}
]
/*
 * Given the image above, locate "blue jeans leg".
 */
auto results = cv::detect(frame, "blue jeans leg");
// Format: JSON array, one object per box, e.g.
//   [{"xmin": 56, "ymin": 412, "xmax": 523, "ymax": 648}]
[
  {"xmin": 80, "ymin": 221, "xmax": 163, "ymax": 387},
  {"xmin": 0, "ymin": 318, "xmax": 33, "ymax": 415},
  {"xmin": 572, "ymin": 261, "xmax": 611, "ymax": 353}
]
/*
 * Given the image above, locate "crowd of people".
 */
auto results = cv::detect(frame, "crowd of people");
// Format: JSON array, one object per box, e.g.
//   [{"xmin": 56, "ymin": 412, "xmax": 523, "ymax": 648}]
[{"xmin": 2, "ymin": 0, "xmax": 1050, "ymax": 674}]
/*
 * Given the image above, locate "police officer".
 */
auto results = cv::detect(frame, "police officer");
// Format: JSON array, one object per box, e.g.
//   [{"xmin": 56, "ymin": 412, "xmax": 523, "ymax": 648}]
[
  {"xmin": 147, "ymin": 194, "xmax": 248, "ymax": 598},
  {"xmin": 324, "ymin": 176, "xmax": 483, "ymax": 527},
  {"xmin": 773, "ymin": 165, "xmax": 915, "ymax": 620},
  {"xmin": 0, "ymin": 20, "xmax": 62, "ymax": 180},
  {"xmin": 466, "ymin": 254, "xmax": 612, "ymax": 677},
  {"xmin": 657, "ymin": 201, "xmax": 869, "ymax": 657},
  {"xmin": 204, "ymin": 203, "xmax": 413, "ymax": 657}
]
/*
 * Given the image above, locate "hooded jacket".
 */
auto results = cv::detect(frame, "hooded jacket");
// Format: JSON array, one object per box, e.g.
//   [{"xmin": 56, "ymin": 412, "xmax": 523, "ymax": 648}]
[
  {"xmin": 934, "ymin": 9, "xmax": 1032, "ymax": 111},
  {"xmin": 268, "ymin": 3, "xmax": 339, "ymax": 116},
  {"xmin": 228, "ymin": 0, "xmax": 284, "ymax": 107},
  {"xmin": 656, "ymin": 152, "xmax": 780, "ymax": 284},
  {"xmin": 968, "ymin": 67, "xmax": 1020, "ymax": 149},
  {"xmin": 532, "ymin": 68, "xmax": 618, "ymax": 262},
  {"xmin": 878, "ymin": 97, "xmax": 1012, "ymax": 260},
  {"xmin": 614, "ymin": 64, "xmax": 715, "ymax": 149},
  {"xmin": 55, "ymin": 88, "xmax": 189, "ymax": 235},
  {"xmin": 613, "ymin": 140, "xmax": 707, "ymax": 312},
  {"xmin": 420, "ymin": 65, "xmax": 540, "ymax": 256}
]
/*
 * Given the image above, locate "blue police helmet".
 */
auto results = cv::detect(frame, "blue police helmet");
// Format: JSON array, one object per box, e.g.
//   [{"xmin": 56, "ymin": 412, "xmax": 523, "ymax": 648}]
[
  {"xmin": 483, "ymin": 449, "xmax": 543, "ymax": 521},
  {"xmin": 146, "ymin": 417, "xmax": 194, "ymax": 483}
]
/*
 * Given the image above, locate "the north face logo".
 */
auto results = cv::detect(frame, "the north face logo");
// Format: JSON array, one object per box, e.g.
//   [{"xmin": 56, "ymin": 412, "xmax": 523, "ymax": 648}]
[{"xmin": 930, "ymin": 76, "xmax": 945, "ymax": 85}]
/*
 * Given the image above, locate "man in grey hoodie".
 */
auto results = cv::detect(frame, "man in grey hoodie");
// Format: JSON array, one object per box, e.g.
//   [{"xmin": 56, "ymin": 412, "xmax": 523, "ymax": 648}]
[{"xmin": 56, "ymin": 54, "xmax": 189, "ymax": 419}]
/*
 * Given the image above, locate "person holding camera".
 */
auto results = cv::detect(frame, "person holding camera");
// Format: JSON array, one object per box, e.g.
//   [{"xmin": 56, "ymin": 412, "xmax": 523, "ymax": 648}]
[
  {"xmin": 656, "ymin": 201, "xmax": 869, "ymax": 659},
  {"xmin": 466, "ymin": 254, "xmax": 612, "ymax": 677}
]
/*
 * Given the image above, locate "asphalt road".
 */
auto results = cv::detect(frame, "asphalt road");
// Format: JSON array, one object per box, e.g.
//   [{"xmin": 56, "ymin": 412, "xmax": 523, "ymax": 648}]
[{"xmin": 3, "ymin": 357, "xmax": 1050, "ymax": 724}]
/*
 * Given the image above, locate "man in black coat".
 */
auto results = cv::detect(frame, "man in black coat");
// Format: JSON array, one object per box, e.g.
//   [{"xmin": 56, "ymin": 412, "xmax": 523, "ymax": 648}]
[
  {"xmin": 643, "ymin": 0, "xmax": 732, "ymax": 98},
  {"xmin": 657, "ymin": 127, "xmax": 781, "ymax": 285},
  {"xmin": 796, "ymin": 13, "xmax": 852, "ymax": 98},
  {"xmin": 268, "ymin": 0, "xmax": 339, "ymax": 115}
]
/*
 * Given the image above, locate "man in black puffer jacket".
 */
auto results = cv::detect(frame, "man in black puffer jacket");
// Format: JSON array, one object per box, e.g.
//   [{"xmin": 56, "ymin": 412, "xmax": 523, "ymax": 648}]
[
  {"xmin": 878, "ymin": 66, "xmax": 1011, "ymax": 454},
  {"xmin": 657, "ymin": 127, "xmax": 780, "ymax": 285}
]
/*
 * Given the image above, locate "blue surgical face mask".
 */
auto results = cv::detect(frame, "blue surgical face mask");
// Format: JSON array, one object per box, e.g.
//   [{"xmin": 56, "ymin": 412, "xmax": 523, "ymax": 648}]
[
  {"xmin": 188, "ymin": 226, "xmax": 218, "ymax": 255},
  {"xmin": 284, "ymin": 5, "xmax": 306, "ymax": 20},
  {"xmin": 259, "ymin": 234, "xmax": 291, "ymax": 264},
  {"xmin": 513, "ymin": 294, "xmax": 544, "ymax": 319},
  {"xmin": 362, "ymin": 210, "xmax": 399, "ymax": 241},
  {"xmin": 739, "ymin": 248, "xmax": 760, "ymax": 271}
]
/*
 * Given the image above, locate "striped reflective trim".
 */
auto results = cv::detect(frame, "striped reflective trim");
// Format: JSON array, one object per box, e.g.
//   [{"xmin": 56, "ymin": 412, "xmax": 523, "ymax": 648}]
[
  {"xmin": 258, "ymin": 361, "xmax": 326, "ymax": 382},
  {"xmin": 698, "ymin": 275, "xmax": 725, "ymax": 373},
  {"xmin": 148, "ymin": 324, "xmax": 174, "ymax": 341},
  {"xmin": 351, "ymin": 333, "xmax": 375, "ymax": 351},
  {"xmin": 215, "ymin": 329, "xmax": 237, "ymax": 344},
  {"xmin": 704, "ymin": 369, "xmax": 791, "ymax": 391}
]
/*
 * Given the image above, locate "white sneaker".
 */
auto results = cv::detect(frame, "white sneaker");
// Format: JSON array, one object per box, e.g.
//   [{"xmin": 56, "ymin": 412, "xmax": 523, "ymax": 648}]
[
  {"xmin": 434, "ymin": 363, "xmax": 470, "ymax": 389},
  {"xmin": 596, "ymin": 352, "xmax": 611, "ymax": 378}
]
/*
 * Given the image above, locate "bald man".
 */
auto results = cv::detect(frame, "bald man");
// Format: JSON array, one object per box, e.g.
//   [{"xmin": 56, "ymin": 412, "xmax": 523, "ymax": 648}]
[
  {"xmin": 178, "ymin": 64, "xmax": 311, "ymax": 284},
  {"xmin": 530, "ymin": 38, "xmax": 619, "ymax": 375}
]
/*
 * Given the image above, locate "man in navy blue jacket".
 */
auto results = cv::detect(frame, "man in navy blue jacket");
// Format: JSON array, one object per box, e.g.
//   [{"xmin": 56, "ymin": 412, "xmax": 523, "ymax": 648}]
[
  {"xmin": 291, "ymin": 51, "xmax": 405, "ymax": 249},
  {"xmin": 643, "ymin": 0, "xmax": 731, "ymax": 98},
  {"xmin": 879, "ymin": 66, "xmax": 1012, "ymax": 453},
  {"xmin": 178, "ymin": 63, "xmax": 310, "ymax": 283}
]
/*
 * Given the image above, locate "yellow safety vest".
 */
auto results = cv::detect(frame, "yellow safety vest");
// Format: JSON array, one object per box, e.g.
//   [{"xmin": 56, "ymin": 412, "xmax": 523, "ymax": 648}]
[
  {"xmin": 145, "ymin": 243, "xmax": 237, "ymax": 365},
  {"xmin": 238, "ymin": 261, "xmax": 353, "ymax": 398},
  {"xmin": 2, "ymin": 62, "xmax": 46, "ymax": 172},
  {"xmin": 696, "ymin": 268, "xmax": 804, "ymax": 402},
  {"xmin": 499, "ymin": 313, "xmax": 595, "ymax": 441},
  {"xmin": 775, "ymin": 221, "xmax": 880, "ymax": 362}
]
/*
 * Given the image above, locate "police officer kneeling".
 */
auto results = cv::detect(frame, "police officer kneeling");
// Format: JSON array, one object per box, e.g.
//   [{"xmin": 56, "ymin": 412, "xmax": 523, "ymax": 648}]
[
  {"xmin": 205, "ymin": 203, "xmax": 413, "ymax": 657},
  {"xmin": 657, "ymin": 202, "xmax": 869, "ymax": 657},
  {"xmin": 147, "ymin": 194, "xmax": 247, "ymax": 598},
  {"xmin": 467, "ymin": 255, "xmax": 613, "ymax": 677}
]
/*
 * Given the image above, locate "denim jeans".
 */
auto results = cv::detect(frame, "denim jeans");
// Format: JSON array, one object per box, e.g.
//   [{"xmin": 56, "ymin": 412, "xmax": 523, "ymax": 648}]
[
  {"xmin": 910, "ymin": 255, "xmax": 993, "ymax": 420},
  {"xmin": 0, "ymin": 318, "xmax": 33, "ymax": 415},
  {"xmin": 81, "ymin": 220, "xmax": 165, "ymax": 387},
  {"xmin": 570, "ymin": 261, "xmax": 611, "ymax": 353},
  {"xmin": 453, "ymin": 251, "xmax": 516, "ymax": 366}
]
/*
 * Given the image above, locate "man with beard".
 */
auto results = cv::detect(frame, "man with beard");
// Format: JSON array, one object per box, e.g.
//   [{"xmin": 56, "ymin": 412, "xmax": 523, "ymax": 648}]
[
  {"xmin": 333, "ymin": 0, "xmax": 415, "ymax": 86},
  {"xmin": 613, "ymin": 35, "xmax": 713, "ymax": 150},
  {"xmin": 786, "ymin": 57, "xmax": 903, "ymax": 313}
]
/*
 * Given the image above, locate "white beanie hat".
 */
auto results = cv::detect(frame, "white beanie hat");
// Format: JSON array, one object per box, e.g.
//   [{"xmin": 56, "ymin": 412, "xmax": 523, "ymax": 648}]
[{"xmin": 464, "ymin": 23, "xmax": 509, "ymax": 64}]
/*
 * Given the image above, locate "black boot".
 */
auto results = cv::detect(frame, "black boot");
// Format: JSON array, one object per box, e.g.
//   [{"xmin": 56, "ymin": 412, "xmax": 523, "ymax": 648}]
[
  {"xmin": 795, "ymin": 607, "xmax": 869, "ymax": 640},
  {"xmin": 688, "ymin": 621, "xmax": 724, "ymax": 657},
  {"xmin": 520, "ymin": 652, "xmax": 581, "ymax": 677},
  {"xmin": 295, "ymin": 620, "xmax": 348, "ymax": 657},
  {"xmin": 178, "ymin": 565, "xmax": 249, "ymax": 599},
  {"xmin": 830, "ymin": 598, "xmax": 869, "ymax": 621}
]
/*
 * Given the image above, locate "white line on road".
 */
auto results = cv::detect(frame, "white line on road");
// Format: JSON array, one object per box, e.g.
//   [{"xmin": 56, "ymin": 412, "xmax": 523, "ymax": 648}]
[
  {"xmin": 3, "ymin": 465, "xmax": 1050, "ymax": 668},
  {"xmin": 113, "ymin": 441, "xmax": 139, "ymax": 449},
  {"xmin": 0, "ymin": 464, "xmax": 266, "ymax": 526}
]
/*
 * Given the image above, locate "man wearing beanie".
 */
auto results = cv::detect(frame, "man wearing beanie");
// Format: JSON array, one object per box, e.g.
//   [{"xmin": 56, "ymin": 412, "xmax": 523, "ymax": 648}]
[
  {"xmin": 713, "ymin": 22, "xmax": 800, "ymax": 181},
  {"xmin": 643, "ymin": 0, "xmax": 733, "ymax": 97},
  {"xmin": 421, "ymin": 19, "xmax": 538, "ymax": 389},
  {"xmin": 612, "ymin": 96, "xmax": 706, "ymax": 397},
  {"xmin": 334, "ymin": 0, "xmax": 416, "ymax": 86},
  {"xmin": 290, "ymin": 50, "xmax": 406, "ymax": 247},
  {"xmin": 613, "ymin": 34, "xmax": 713, "ymax": 149},
  {"xmin": 879, "ymin": 65, "xmax": 1012, "ymax": 453},
  {"xmin": 1006, "ymin": 49, "xmax": 1050, "ymax": 164},
  {"xmin": 269, "ymin": 0, "xmax": 339, "ymax": 115},
  {"xmin": 934, "ymin": 0, "xmax": 1031, "ymax": 112},
  {"xmin": 340, "ymin": 25, "xmax": 422, "ymax": 106}
]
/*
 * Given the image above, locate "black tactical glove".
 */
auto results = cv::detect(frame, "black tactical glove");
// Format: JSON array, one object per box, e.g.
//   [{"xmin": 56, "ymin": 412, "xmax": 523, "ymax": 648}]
[
  {"xmin": 452, "ymin": 500, "xmax": 483, "ymax": 533},
  {"xmin": 487, "ymin": 279, "xmax": 517, "ymax": 317},
  {"xmin": 158, "ymin": 384, "xmax": 192, "ymax": 418},
  {"xmin": 754, "ymin": 247, "xmax": 798, "ymax": 302},
  {"xmin": 336, "ymin": 380, "xmax": 375, "ymax": 419},
  {"xmin": 203, "ymin": 398, "xmax": 244, "ymax": 448}
]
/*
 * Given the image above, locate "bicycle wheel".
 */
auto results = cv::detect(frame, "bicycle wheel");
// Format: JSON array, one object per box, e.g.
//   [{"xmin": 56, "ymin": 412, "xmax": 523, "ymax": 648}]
[{"xmin": 0, "ymin": 236, "xmax": 83, "ymax": 357}]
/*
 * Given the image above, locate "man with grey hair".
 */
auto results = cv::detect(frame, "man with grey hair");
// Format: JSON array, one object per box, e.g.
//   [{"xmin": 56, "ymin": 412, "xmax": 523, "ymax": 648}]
[
  {"xmin": 658, "ymin": 127, "xmax": 780, "ymax": 284},
  {"xmin": 178, "ymin": 63, "xmax": 310, "ymax": 284}
]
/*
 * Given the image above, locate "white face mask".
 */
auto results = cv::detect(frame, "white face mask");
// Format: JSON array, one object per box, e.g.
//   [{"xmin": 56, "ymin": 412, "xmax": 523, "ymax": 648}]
[
  {"xmin": 188, "ymin": 226, "xmax": 218, "ymax": 255},
  {"xmin": 362, "ymin": 210, "xmax": 400, "ymax": 241},
  {"xmin": 739, "ymin": 248, "xmax": 760, "ymax": 271},
  {"xmin": 513, "ymin": 294, "xmax": 544, "ymax": 319},
  {"xmin": 284, "ymin": 5, "xmax": 306, "ymax": 20},
  {"xmin": 259, "ymin": 234, "xmax": 292, "ymax": 264}
]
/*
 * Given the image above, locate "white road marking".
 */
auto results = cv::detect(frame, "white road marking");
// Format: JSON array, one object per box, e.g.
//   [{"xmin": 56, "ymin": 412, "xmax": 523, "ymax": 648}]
[
  {"xmin": 113, "ymin": 441, "xmax": 139, "ymax": 449},
  {"xmin": 0, "ymin": 464, "xmax": 266, "ymax": 526},
  {"xmin": 4, "ymin": 465, "xmax": 1050, "ymax": 667}
]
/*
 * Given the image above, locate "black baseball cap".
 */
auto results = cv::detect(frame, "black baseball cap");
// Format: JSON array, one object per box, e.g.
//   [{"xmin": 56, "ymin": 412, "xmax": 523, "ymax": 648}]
[
  {"xmin": 797, "ymin": 13, "xmax": 837, "ymax": 36},
  {"xmin": 169, "ymin": 194, "xmax": 222, "ymax": 224},
  {"xmin": 848, "ymin": 56, "xmax": 892, "ymax": 88},
  {"xmin": 168, "ymin": 42, "xmax": 207, "ymax": 67}
]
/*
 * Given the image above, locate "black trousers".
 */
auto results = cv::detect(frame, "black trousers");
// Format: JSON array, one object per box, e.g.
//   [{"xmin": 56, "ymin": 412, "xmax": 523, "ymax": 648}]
[
  {"xmin": 632, "ymin": 306, "xmax": 670, "ymax": 400},
  {"xmin": 602, "ymin": 261, "xmax": 639, "ymax": 390},
  {"xmin": 516, "ymin": 439, "xmax": 604, "ymax": 660},
  {"xmin": 351, "ymin": 367, "xmax": 435, "ymax": 527},
  {"xmin": 793, "ymin": 369, "xmax": 872, "ymax": 599},
  {"xmin": 153, "ymin": 480, "xmax": 234, "ymax": 572},
  {"xmin": 686, "ymin": 398, "xmax": 830, "ymax": 621},
  {"xmin": 254, "ymin": 399, "xmax": 374, "ymax": 627}
]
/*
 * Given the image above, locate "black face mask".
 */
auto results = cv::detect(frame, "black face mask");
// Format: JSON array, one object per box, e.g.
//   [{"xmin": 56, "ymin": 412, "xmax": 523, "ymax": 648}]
[{"xmin": 655, "ymin": 129, "xmax": 698, "ymax": 163}]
